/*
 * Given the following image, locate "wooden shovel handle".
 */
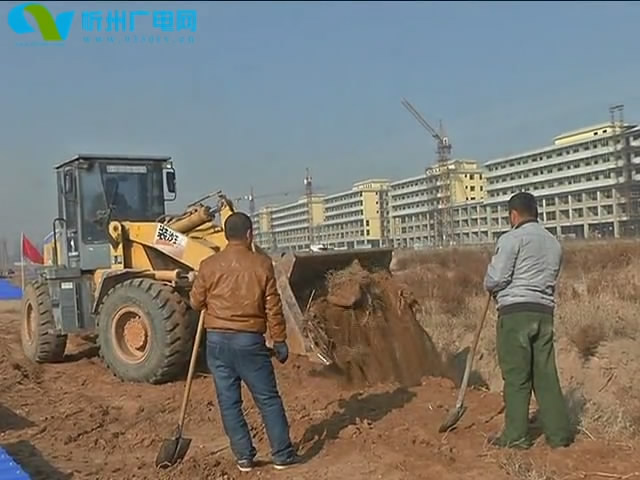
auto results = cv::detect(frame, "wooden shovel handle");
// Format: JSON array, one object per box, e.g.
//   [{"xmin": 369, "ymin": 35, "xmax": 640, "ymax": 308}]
[
  {"xmin": 454, "ymin": 294, "xmax": 492, "ymax": 409},
  {"xmin": 177, "ymin": 311, "xmax": 206, "ymax": 433}
]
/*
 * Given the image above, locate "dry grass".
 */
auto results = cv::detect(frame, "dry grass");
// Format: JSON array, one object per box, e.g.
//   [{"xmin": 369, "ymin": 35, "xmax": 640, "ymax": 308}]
[
  {"xmin": 498, "ymin": 451, "xmax": 557, "ymax": 480},
  {"xmin": 570, "ymin": 322, "xmax": 607, "ymax": 360},
  {"xmin": 393, "ymin": 240, "xmax": 640, "ymax": 439}
]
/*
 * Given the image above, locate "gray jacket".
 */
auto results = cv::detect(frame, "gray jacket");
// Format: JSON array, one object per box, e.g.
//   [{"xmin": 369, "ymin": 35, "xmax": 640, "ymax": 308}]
[{"xmin": 484, "ymin": 220, "xmax": 562, "ymax": 314}]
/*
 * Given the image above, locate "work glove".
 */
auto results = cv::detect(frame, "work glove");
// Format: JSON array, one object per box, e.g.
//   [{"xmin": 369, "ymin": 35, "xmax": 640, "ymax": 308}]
[{"xmin": 273, "ymin": 342, "xmax": 289, "ymax": 364}]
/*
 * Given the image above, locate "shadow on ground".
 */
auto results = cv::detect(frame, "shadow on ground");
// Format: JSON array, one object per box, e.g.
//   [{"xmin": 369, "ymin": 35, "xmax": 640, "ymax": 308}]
[
  {"xmin": 62, "ymin": 336, "xmax": 213, "ymax": 377},
  {"xmin": 527, "ymin": 386, "xmax": 586, "ymax": 445},
  {"xmin": 3, "ymin": 440, "xmax": 72, "ymax": 480},
  {"xmin": 443, "ymin": 346, "xmax": 489, "ymax": 390},
  {"xmin": 63, "ymin": 346, "xmax": 100, "ymax": 363},
  {"xmin": 0, "ymin": 404, "xmax": 34, "ymax": 434},
  {"xmin": 298, "ymin": 387, "xmax": 417, "ymax": 461}
]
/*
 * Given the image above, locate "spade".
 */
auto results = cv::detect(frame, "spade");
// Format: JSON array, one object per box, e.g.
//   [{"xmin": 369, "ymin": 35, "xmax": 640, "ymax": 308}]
[
  {"xmin": 439, "ymin": 294, "xmax": 491, "ymax": 433},
  {"xmin": 155, "ymin": 311, "xmax": 205, "ymax": 469}
]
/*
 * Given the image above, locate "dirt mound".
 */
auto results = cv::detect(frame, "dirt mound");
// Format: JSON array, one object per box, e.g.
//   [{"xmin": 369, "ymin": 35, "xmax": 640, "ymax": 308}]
[{"xmin": 304, "ymin": 262, "xmax": 443, "ymax": 387}]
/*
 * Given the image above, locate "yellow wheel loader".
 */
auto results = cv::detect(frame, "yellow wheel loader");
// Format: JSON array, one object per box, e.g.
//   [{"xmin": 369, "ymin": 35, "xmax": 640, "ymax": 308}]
[{"xmin": 21, "ymin": 154, "xmax": 393, "ymax": 384}]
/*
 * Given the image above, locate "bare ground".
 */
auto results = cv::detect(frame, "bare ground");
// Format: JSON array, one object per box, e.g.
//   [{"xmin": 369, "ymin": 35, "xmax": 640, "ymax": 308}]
[{"xmin": 1, "ymin": 293, "xmax": 640, "ymax": 480}]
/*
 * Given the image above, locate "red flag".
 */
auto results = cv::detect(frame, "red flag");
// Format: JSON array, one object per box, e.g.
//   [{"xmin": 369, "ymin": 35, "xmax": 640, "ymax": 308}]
[{"xmin": 22, "ymin": 234, "xmax": 43, "ymax": 265}]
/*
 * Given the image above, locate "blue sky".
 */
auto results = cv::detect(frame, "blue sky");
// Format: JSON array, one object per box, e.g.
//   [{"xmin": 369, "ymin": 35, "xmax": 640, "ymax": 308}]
[{"xmin": 1, "ymin": 0, "xmax": 639, "ymax": 245}]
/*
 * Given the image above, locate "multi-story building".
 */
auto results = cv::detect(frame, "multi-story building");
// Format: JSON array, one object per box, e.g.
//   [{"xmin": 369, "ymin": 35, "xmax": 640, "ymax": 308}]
[
  {"xmin": 388, "ymin": 159, "xmax": 486, "ymax": 248},
  {"xmin": 252, "ymin": 206, "xmax": 274, "ymax": 250},
  {"xmin": 254, "ymin": 194, "xmax": 324, "ymax": 251},
  {"xmin": 459, "ymin": 121, "xmax": 640, "ymax": 244},
  {"xmin": 316, "ymin": 179, "xmax": 390, "ymax": 249},
  {"xmin": 252, "ymin": 114, "xmax": 640, "ymax": 251}
]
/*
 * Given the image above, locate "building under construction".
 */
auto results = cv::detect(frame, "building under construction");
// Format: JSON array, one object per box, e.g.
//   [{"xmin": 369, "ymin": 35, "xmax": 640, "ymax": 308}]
[{"xmin": 252, "ymin": 105, "xmax": 640, "ymax": 251}]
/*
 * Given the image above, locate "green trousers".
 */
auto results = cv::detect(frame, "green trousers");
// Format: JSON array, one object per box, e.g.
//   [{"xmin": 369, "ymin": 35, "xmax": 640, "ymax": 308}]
[{"xmin": 496, "ymin": 310, "xmax": 573, "ymax": 448}]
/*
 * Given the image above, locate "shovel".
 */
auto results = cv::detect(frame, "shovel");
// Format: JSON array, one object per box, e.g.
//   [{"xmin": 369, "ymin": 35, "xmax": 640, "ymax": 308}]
[
  {"xmin": 438, "ymin": 294, "xmax": 492, "ymax": 433},
  {"xmin": 155, "ymin": 311, "xmax": 205, "ymax": 469}
]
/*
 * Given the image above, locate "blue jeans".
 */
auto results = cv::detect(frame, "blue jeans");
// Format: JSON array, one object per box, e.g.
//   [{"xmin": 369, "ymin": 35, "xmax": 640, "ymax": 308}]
[{"xmin": 206, "ymin": 331, "xmax": 296, "ymax": 463}]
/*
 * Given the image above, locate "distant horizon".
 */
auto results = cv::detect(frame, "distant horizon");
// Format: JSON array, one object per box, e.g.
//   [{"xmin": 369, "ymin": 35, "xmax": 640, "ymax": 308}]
[{"xmin": 1, "ymin": 102, "xmax": 637, "ymax": 256}]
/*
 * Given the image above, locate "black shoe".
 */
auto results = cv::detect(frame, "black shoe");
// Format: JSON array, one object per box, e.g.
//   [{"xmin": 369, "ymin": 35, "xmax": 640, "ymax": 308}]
[
  {"xmin": 548, "ymin": 438, "xmax": 573, "ymax": 449},
  {"xmin": 237, "ymin": 459, "xmax": 255, "ymax": 472},
  {"xmin": 273, "ymin": 454, "xmax": 301, "ymax": 470},
  {"xmin": 487, "ymin": 433, "xmax": 531, "ymax": 450}
]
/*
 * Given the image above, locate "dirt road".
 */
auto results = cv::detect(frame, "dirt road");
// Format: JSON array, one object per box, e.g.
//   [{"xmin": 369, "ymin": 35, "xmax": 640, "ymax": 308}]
[{"xmin": 1, "ymin": 300, "xmax": 639, "ymax": 480}]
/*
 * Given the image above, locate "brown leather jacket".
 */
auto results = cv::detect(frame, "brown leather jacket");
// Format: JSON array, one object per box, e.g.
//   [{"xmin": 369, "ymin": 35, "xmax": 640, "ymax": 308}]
[{"xmin": 189, "ymin": 242, "xmax": 287, "ymax": 343}]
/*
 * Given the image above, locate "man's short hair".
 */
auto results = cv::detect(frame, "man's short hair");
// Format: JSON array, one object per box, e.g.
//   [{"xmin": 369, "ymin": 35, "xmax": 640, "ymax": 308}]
[
  {"xmin": 224, "ymin": 212, "xmax": 253, "ymax": 241},
  {"xmin": 508, "ymin": 192, "xmax": 538, "ymax": 218}
]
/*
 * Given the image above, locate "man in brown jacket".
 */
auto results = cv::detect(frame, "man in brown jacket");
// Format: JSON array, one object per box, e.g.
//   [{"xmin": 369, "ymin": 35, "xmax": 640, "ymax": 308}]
[{"xmin": 190, "ymin": 212, "xmax": 299, "ymax": 472}]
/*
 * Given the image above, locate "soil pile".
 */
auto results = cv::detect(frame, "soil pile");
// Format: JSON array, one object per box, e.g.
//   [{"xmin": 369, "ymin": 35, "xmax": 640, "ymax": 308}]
[{"xmin": 304, "ymin": 262, "xmax": 443, "ymax": 387}]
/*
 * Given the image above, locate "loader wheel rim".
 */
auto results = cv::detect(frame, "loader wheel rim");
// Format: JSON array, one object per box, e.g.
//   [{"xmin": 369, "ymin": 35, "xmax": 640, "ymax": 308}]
[
  {"xmin": 24, "ymin": 301, "xmax": 36, "ymax": 345},
  {"xmin": 111, "ymin": 306, "xmax": 151, "ymax": 364}
]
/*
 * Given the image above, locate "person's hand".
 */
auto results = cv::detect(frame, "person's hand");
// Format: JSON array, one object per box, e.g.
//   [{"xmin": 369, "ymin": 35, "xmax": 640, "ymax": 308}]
[{"xmin": 273, "ymin": 342, "xmax": 288, "ymax": 364}]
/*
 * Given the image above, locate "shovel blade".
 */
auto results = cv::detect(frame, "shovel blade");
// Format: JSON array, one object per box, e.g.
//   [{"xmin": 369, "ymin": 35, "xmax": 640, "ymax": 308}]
[
  {"xmin": 155, "ymin": 436, "xmax": 192, "ymax": 469},
  {"xmin": 438, "ymin": 405, "xmax": 467, "ymax": 433}
]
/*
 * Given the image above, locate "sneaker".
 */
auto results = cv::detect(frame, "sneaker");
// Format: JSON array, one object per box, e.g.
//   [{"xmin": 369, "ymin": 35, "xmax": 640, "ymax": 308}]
[
  {"xmin": 236, "ymin": 459, "xmax": 255, "ymax": 472},
  {"xmin": 273, "ymin": 454, "xmax": 301, "ymax": 470}
]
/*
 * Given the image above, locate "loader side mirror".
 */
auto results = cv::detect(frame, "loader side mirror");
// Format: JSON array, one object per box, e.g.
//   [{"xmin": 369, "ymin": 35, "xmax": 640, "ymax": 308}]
[
  {"xmin": 63, "ymin": 171, "xmax": 74, "ymax": 195},
  {"xmin": 164, "ymin": 169, "xmax": 177, "ymax": 201}
]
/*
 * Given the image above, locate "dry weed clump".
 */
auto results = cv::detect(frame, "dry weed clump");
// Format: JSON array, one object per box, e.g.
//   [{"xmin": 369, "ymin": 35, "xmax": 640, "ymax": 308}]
[
  {"xmin": 393, "ymin": 240, "xmax": 640, "ymax": 438},
  {"xmin": 569, "ymin": 322, "xmax": 607, "ymax": 360},
  {"xmin": 394, "ymin": 248, "xmax": 490, "ymax": 317},
  {"xmin": 497, "ymin": 451, "xmax": 557, "ymax": 480},
  {"xmin": 581, "ymin": 400, "xmax": 640, "ymax": 440}
]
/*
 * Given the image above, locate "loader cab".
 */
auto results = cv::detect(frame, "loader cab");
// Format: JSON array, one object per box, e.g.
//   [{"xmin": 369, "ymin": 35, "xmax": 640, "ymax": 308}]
[{"xmin": 54, "ymin": 154, "xmax": 176, "ymax": 271}]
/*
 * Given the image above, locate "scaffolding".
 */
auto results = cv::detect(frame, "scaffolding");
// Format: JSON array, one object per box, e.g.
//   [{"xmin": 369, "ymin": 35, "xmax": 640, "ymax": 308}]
[
  {"xmin": 304, "ymin": 167, "xmax": 315, "ymax": 248},
  {"xmin": 611, "ymin": 104, "xmax": 640, "ymax": 236},
  {"xmin": 401, "ymin": 98, "xmax": 454, "ymax": 247}
]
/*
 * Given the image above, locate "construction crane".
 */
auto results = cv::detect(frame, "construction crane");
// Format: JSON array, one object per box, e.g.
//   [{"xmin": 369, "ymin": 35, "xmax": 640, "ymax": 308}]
[
  {"xmin": 0, "ymin": 237, "xmax": 10, "ymax": 277},
  {"xmin": 234, "ymin": 176, "xmax": 330, "ymax": 250},
  {"xmin": 304, "ymin": 167, "xmax": 315, "ymax": 247},
  {"xmin": 233, "ymin": 187, "xmax": 292, "ymax": 217},
  {"xmin": 401, "ymin": 97, "xmax": 454, "ymax": 248}
]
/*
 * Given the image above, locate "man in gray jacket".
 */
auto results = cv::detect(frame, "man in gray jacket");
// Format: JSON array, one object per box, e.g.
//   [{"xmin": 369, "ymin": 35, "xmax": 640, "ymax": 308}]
[{"xmin": 484, "ymin": 192, "xmax": 572, "ymax": 449}]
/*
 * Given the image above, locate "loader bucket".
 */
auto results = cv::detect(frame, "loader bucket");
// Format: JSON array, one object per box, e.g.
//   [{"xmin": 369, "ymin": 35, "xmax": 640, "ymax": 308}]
[{"xmin": 272, "ymin": 248, "xmax": 394, "ymax": 361}]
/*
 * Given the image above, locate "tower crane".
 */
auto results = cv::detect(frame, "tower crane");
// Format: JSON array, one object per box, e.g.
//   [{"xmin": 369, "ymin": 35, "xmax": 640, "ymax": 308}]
[
  {"xmin": 233, "ymin": 188, "xmax": 298, "ymax": 217},
  {"xmin": 232, "ymin": 180, "xmax": 323, "ymax": 216},
  {"xmin": 234, "ymin": 173, "xmax": 332, "ymax": 251},
  {"xmin": 401, "ymin": 97, "xmax": 454, "ymax": 248}
]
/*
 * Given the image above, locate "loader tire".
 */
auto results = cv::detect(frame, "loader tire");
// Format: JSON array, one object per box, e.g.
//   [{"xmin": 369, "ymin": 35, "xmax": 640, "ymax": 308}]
[
  {"xmin": 97, "ymin": 278, "xmax": 197, "ymax": 385},
  {"xmin": 21, "ymin": 279, "xmax": 68, "ymax": 363}
]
